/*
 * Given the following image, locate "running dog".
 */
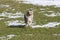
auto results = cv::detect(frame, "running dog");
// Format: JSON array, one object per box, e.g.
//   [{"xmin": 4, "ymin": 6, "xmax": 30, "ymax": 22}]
[{"xmin": 24, "ymin": 9, "xmax": 33, "ymax": 27}]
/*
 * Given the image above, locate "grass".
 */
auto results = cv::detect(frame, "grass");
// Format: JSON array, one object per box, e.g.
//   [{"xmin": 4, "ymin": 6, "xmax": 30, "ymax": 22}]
[{"xmin": 0, "ymin": 0, "xmax": 60, "ymax": 40}]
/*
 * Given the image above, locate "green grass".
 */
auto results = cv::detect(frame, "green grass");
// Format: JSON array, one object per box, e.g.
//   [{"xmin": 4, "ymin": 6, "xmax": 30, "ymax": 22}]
[{"xmin": 0, "ymin": 0, "xmax": 60, "ymax": 40}]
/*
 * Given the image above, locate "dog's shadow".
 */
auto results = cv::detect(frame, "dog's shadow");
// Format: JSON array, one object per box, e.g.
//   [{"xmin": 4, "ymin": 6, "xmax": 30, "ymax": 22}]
[{"xmin": 8, "ymin": 25, "xmax": 25, "ymax": 28}]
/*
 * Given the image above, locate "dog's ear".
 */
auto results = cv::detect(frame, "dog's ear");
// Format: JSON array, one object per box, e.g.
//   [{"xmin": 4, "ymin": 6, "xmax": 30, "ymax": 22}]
[{"xmin": 27, "ymin": 8, "xmax": 33, "ymax": 11}]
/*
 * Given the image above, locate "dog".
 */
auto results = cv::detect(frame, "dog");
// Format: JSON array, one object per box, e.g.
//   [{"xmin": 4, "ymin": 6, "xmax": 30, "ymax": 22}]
[{"xmin": 24, "ymin": 9, "xmax": 33, "ymax": 27}]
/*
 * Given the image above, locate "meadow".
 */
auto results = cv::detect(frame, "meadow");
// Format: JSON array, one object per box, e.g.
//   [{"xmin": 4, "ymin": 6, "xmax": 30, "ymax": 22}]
[{"xmin": 0, "ymin": 0, "xmax": 60, "ymax": 40}]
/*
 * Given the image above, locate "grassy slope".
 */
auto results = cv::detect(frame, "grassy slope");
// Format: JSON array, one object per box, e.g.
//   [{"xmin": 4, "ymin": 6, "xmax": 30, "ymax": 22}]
[{"xmin": 0, "ymin": 0, "xmax": 60, "ymax": 40}]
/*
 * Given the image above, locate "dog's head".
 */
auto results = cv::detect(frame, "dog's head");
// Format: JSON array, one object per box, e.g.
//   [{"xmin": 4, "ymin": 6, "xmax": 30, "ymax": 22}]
[{"xmin": 27, "ymin": 8, "xmax": 33, "ymax": 16}]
